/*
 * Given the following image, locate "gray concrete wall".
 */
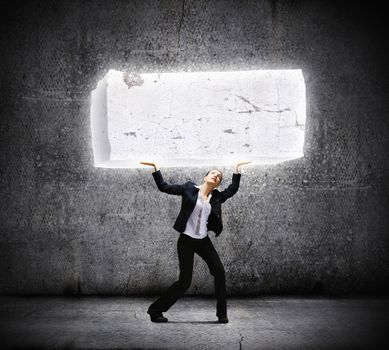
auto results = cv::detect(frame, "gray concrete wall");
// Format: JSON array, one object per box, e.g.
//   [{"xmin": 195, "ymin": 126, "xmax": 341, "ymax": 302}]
[{"xmin": 1, "ymin": 0, "xmax": 388, "ymax": 295}]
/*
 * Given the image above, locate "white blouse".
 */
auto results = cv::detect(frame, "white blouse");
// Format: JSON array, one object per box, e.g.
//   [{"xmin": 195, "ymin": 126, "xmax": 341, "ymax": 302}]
[{"xmin": 183, "ymin": 185, "xmax": 212, "ymax": 239}]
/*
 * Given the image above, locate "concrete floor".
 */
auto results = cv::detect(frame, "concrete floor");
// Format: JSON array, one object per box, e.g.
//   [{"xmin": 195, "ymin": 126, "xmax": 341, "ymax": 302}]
[{"xmin": 0, "ymin": 296, "xmax": 388, "ymax": 350}]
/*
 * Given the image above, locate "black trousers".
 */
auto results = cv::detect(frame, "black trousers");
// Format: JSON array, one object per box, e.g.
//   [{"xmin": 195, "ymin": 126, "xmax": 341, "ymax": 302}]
[{"xmin": 148, "ymin": 232, "xmax": 227, "ymax": 318}]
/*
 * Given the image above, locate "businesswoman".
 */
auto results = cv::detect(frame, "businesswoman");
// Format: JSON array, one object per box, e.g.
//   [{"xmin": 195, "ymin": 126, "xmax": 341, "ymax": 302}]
[{"xmin": 140, "ymin": 160, "xmax": 251, "ymax": 323}]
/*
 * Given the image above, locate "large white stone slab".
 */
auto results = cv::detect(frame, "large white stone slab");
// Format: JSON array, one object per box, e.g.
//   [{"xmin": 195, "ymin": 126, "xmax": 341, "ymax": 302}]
[{"xmin": 90, "ymin": 69, "xmax": 306, "ymax": 168}]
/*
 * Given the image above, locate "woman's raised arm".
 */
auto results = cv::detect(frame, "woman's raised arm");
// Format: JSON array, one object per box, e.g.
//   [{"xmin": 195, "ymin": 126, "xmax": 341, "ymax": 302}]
[
  {"xmin": 140, "ymin": 161, "xmax": 184, "ymax": 196},
  {"xmin": 219, "ymin": 161, "xmax": 252, "ymax": 203},
  {"xmin": 140, "ymin": 161, "xmax": 159, "ymax": 172},
  {"xmin": 234, "ymin": 160, "xmax": 251, "ymax": 174}
]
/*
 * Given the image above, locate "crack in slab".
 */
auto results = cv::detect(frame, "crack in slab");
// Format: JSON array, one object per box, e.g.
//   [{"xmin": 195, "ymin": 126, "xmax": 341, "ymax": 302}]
[
  {"xmin": 262, "ymin": 107, "xmax": 291, "ymax": 113},
  {"xmin": 236, "ymin": 95, "xmax": 261, "ymax": 112}
]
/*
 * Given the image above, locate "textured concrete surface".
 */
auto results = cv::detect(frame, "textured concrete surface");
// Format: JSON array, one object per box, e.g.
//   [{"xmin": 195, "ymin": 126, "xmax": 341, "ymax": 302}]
[
  {"xmin": 1, "ymin": 296, "xmax": 388, "ymax": 349},
  {"xmin": 1, "ymin": 0, "xmax": 389, "ymax": 295}
]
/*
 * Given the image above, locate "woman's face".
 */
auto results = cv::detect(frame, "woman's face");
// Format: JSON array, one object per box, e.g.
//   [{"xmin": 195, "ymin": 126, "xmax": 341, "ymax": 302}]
[{"xmin": 204, "ymin": 169, "xmax": 222, "ymax": 187}]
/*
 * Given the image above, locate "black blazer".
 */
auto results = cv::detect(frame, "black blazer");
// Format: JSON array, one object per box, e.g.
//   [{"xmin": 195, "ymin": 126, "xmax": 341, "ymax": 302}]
[{"xmin": 152, "ymin": 170, "xmax": 241, "ymax": 237}]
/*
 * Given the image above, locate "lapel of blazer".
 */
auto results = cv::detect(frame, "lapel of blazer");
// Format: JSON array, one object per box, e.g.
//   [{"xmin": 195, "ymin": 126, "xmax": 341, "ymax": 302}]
[{"xmin": 192, "ymin": 184, "xmax": 217, "ymax": 211}]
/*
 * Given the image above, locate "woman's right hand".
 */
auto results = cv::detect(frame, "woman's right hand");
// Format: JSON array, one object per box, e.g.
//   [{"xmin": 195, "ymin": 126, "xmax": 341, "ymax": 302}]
[{"xmin": 139, "ymin": 161, "xmax": 159, "ymax": 171}]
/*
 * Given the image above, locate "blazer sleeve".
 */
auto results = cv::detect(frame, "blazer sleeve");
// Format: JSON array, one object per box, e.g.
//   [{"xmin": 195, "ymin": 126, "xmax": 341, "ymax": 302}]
[
  {"xmin": 220, "ymin": 172, "xmax": 241, "ymax": 203},
  {"xmin": 152, "ymin": 170, "xmax": 185, "ymax": 196}
]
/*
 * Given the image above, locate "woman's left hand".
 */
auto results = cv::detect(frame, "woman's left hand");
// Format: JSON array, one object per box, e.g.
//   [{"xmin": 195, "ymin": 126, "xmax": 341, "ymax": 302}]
[{"xmin": 234, "ymin": 161, "xmax": 252, "ymax": 173}]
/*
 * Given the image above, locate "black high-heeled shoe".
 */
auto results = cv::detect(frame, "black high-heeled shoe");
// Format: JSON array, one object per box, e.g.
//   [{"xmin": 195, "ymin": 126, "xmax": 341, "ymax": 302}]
[
  {"xmin": 218, "ymin": 316, "xmax": 229, "ymax": 323},
  {"xmin": 147, "ymin": 310, "xmax": 168, "ymax": 322}
]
